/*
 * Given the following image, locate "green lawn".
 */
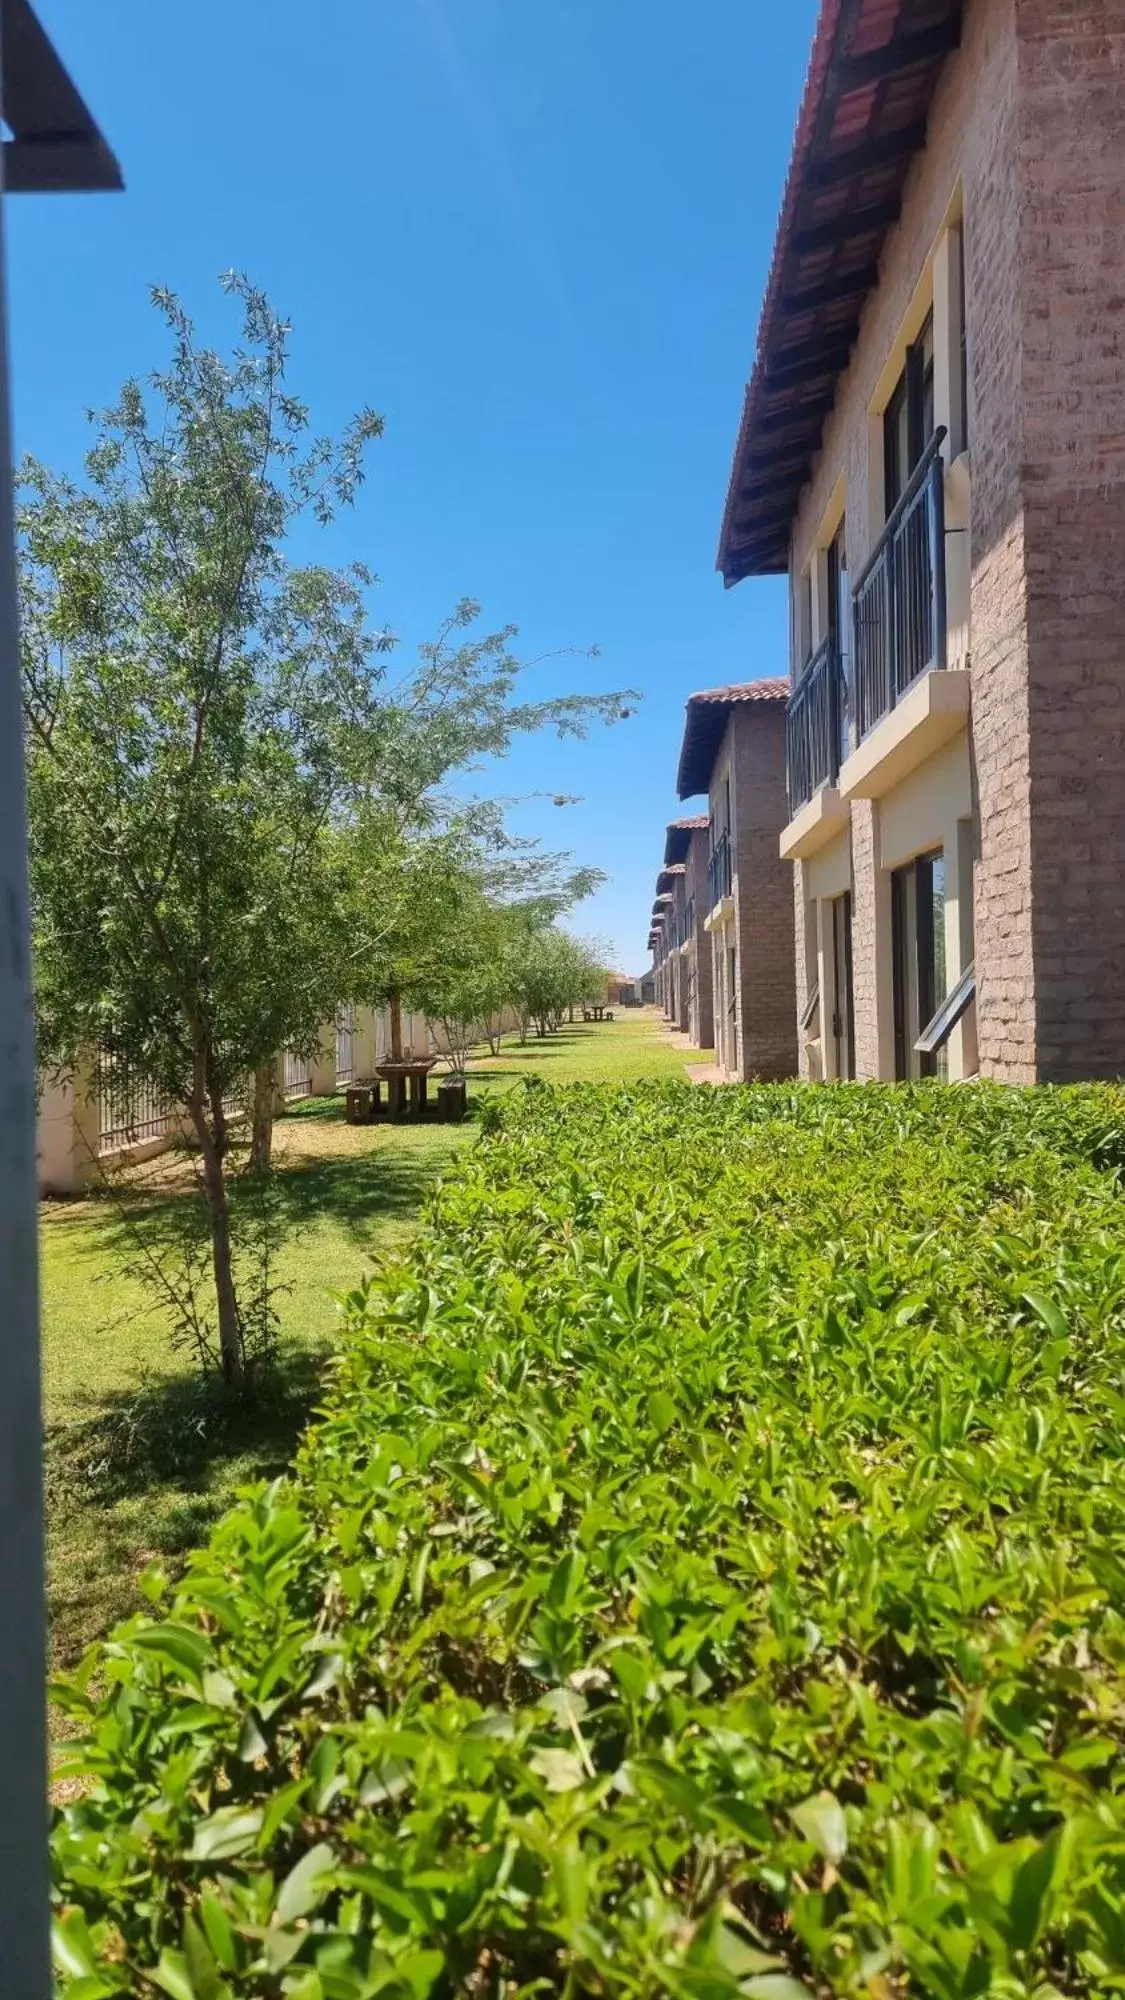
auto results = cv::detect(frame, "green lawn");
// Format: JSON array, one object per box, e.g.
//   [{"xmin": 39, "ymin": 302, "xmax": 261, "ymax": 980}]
[{"xmin": 42, "ymin": 1011, "xmax": 703, "ymax": 1668}]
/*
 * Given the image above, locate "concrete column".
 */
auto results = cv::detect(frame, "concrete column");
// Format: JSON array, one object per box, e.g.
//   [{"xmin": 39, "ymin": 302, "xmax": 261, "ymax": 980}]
[
  {"xmin": 36, "ymin": 1055, "xmax": 101, "ymax": 1196},
  {"xmin": 353, "ymin": 1006, "xmax": 377, "ymax": 1078},
  {"xmin": 933, "ymin": 224, "xmax": 965, "ymax": 465},
  {"xmin": 309, "ymin": 1024, "xmax": 337, "ymax": 1097}
]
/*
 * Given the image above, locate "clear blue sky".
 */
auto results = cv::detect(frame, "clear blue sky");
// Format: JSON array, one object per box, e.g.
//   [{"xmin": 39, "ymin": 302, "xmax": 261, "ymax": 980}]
[{"xmin": 9, "ymin": 0, "xmax": 816, "ymax": 973}]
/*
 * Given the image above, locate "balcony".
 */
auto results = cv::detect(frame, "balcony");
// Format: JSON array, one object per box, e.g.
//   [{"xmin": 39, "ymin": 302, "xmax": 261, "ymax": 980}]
[
  {"xmin": 780, "ymin": 636, "xmax": 851, "ymax": 863},
  {"xmin": 707, "ymin": 830, "xmax": 732, "ymax": 918},
  {"xmin": 786, "ymin": 635, "xmax": 843, "ymax": 814},
  {"xmin": 853, "ymin": 427, "xmax": 947, "ymax": 742}
]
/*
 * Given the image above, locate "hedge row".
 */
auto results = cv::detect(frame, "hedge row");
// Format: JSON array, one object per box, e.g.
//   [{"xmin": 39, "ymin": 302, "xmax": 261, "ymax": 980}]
[{"xmin": 54, "ymin": 1082, "xmax": 1125, "ymax": 1997}]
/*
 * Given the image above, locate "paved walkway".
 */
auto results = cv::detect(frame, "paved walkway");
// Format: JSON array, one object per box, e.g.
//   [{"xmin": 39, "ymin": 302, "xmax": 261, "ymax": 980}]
[
  {"xmin": 658, "ymin": 1019, "xmax": 725, "ymax": 1085},
  {"xmin": 685, "ymin": 1062, "xmax": 725, "ymax": 1086}
]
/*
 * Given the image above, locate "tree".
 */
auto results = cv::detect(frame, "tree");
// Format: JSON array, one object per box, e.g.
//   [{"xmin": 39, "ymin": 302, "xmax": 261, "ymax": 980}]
[
  {"xmin": 21, "ymin": 277, "xmax": 383, "ymax": 1387},
  {"xmin": 512, "ymin": 925, "xmax": 605, "ymax": 1037},
  {"xmin": 22, "ymin": 281, "xmax": 639, "ymax": 1387},
  {"xmin": 335, "ymin": 599, "xmax": 634, "ymax": 1055}
]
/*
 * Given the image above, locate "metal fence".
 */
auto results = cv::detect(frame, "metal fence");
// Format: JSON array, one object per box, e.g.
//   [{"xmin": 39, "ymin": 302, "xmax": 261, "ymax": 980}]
[
  {"xmin": 97, "ymin": 1054, "xmax": 170, "ymax": 1155},
  {"xmin": 282, "ymin": 1050, "xmax": 312, "ymax": 1101},
  {"xmin": 854, "ymin": 427, "xmax": 947, "ymax": 742},
  {"xmin": 786, "ymin": 634, "xmax": 843, "ymax": 814},
  {"xmin": 707, "ymin": 830, "xmax": 732, "ymax": 914},
  {"xmin": 335, "ymin": 1006, "xmax": 356, "ymax": 1084}
]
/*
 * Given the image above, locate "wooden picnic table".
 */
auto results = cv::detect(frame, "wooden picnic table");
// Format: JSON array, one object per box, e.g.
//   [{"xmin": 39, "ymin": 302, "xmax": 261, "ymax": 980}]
[
  {"xmin": 375, "ymin": 1056, "xmax": 438, "ymax": 1119},
  {"xmin": 582, "ymin": 1006, "xmax": 615, "ymax": 1023}
]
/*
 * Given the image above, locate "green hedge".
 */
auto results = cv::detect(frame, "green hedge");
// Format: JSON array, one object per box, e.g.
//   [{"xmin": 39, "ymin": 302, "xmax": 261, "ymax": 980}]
[{"xmin": 53, "ymin": 1082, "xmax": 1125, "ymax": 1998}]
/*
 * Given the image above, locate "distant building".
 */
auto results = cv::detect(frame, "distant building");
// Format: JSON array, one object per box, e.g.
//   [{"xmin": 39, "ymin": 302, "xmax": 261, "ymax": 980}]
[
  {"xmin": 664, "ymin": 816, "xmax": 714, "ymax": 1050},
  {"xmin": 675, "ymin": 682, "xmax": 797, "ymax": 1080}
]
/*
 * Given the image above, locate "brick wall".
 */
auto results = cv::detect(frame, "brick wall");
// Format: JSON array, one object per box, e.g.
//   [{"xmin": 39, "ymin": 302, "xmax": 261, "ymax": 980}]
[
  {"xmin": 731, "ymin": 705, "xmax": 798, "ymax": 1078},
  {"xmin": 1017, "ymin": 0, "xmax": 1125, "ymax": 1080},
  {"xmin": 686, "ymin": 828, "xmax": 715, "ymax": 1047},
  {"xmin": 786, "ymin": 0, "xmax": 1047, "ymax": 1080},
  {"xmin": 708, "ymin": 728, "xmax": 741, "ymax": 1069}
]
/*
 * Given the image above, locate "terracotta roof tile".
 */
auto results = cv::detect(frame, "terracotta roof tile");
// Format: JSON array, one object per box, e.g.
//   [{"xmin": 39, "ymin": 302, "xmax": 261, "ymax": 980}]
[
  {"xmin": 716, "ymin": 0, "xmax": 963, "ymax": 581},
  {"xmin": 676, "ymin": 678, "xmax": 789, "ymax": 799}
]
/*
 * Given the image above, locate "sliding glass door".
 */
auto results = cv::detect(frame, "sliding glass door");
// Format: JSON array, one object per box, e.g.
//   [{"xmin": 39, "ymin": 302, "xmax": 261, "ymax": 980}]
[
  {"xmin": 892, "ymin": 850, "xmax": 946, "ymax": 1080},
  {"xmin": 830, "ymin": 891, "xmax": 855, "ymax": 1080}
]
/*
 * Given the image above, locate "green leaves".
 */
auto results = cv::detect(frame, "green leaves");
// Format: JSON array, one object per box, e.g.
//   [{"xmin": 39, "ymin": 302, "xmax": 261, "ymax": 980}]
[
  {"xmin": 51, "ymin": 1081, "xmax": 1125, "ymax": 1996},
  {"xmin": 789, "ymin": 1791, "xmax": 847, "ymax": 1865}
]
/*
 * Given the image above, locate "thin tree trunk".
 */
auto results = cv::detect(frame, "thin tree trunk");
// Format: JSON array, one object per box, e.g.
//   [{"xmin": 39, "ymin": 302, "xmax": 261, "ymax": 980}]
[
  {"xmin": 249, "ymin": 1061, "xmax": 275, "ymax": 1172},
  {"xmin": 187, "ymin": 1043, "xmax": 244, "ymax": 1388},
  {"xmin": 389, "ymin": 989, "xmax": 404, "ymax": 1062}
]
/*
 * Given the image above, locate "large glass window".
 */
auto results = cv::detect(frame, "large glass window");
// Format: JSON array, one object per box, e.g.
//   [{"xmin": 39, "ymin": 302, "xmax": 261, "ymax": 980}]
[
  {"xmin": 825, "ymin": 518, "xmax": 849, "ymax": 760},
  {"xmin": 892, "ymin": 849, "xmax": 946, "ymax": 1080},
  {"xmin": 884, "ymin": 312, "xmax": 935, "ymax": 515},
  {"xmin": 830, "ymin": 891, "xmax": 855, "ymax": 1081}
]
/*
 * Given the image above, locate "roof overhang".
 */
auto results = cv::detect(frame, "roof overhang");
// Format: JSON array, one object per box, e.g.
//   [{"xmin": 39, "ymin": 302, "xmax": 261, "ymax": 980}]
[
  {"xmin": 664, "ymin": 815, "xmax": 708, "ymax": 866},
  {"xmin": 676, "ymin": 679, "xmax": 789, "ymax": 799},
  {"xmin": 717, "ymin": 0, "xmax": 961, "ymax": 582},
  {"xmin": 3, "ymin": 0, "xmax": 123, "ymax": 193}
]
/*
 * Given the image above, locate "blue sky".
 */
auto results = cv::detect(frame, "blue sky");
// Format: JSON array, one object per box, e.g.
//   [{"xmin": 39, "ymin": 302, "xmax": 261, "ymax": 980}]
[{"xmin": 10, "ymin": 0, "xmax": 816, "ymax": 972}]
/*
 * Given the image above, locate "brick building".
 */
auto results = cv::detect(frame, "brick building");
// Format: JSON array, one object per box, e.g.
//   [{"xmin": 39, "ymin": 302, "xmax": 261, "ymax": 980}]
[
  {"xmin": 718, "ymin": 0, "xmax": 1125, "ymax": 1083},
  {"xmin": 665, "ymin": 815, "xmax": 716, "ymax": 1048},
  {"xmin": 674, "ymin": 682, "xmax": 797, "ymax": 1079}
]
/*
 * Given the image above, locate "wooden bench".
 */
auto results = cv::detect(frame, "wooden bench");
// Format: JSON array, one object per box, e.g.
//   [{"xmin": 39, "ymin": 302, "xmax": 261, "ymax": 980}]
[{"xmin": 345, "ymin": 1079, "xmax": 381, "ymax": 1124}]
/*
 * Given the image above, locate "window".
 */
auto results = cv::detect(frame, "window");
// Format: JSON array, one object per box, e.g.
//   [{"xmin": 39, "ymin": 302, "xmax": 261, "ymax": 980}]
[
  {"xmin": 892, "ymin": 849, "xmax": 947, "ymax": 1080},
  {"xmin": 830, "ymin": 891, "xmax": 855, "ymax": 1080},
  {"xmin": 917, "ymin": 961, "xmax": 975, "ymax": 1058},
  {"xmin": 825, "ymin": 518, "xmax": 849, "ymax": 759},
  {"xmin": 884, "ymin": 312, "xmax": 935, "ymax": 515},
  {"xmin": 794, "ymin": 567, "xmax": 813, "ymax": 675}
]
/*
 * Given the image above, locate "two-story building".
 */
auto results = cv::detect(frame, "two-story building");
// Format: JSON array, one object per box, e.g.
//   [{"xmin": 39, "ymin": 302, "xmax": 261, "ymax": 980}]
[
  {"xmin": 675, "ymin": 680, "xmax": 797, "ymax": 1079},
  {"xmin": 650, "ymin": 893, "xmax": 676, "ymax": 1018},
  {"xmin": 718, "ymin": 0, "xmax": 1125, "ymax": 1084},
  {"xmin": 655, "ymin": 866, "xmax": 689, "ymax": 1028},
  {"xmin": 665, "ymin": 814, "xmax": 715, "ymax": 1049}
]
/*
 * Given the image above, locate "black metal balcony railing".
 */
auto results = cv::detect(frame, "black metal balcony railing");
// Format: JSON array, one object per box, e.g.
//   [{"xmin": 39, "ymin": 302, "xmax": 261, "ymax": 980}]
[
  {"xmin": 786, "ymin": 633, "xmax": 843, "ymax": 815},
  {"xmin": 853, "ymin": 426, "xmax": 947, "ymax": 742},
  {"xmin": 707, "ymin": 830, "xmax": 732, "ymax": 913}
]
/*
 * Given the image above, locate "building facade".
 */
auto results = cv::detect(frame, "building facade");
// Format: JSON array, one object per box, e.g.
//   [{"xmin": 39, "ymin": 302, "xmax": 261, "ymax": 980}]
[
  {"xmin": 665, "ymin": 815, "xmax": 715, "ymax": 1049},
  {"xmin": 718, "ymin": 0, "xmax": 1125, "ymax": 1085},
  {"xmin": 675, "ymin": 682, "xmax": 797, "ymax": 1080}
]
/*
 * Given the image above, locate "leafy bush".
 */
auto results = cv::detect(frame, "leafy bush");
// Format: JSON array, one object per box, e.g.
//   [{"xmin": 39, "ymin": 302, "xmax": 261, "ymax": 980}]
[{"xmin": 53, "ymin": 1082, "xmax": 1125, "ymax": 1998}]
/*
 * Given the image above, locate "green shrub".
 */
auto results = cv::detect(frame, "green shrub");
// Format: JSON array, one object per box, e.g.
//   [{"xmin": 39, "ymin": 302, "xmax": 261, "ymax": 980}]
[{"xmin": 53, "ymin": 1082, "xmax": 1125, "ymax": 1997}]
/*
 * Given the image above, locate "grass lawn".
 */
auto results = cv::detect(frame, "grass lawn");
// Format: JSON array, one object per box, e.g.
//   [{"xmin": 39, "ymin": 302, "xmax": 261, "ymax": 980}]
[{"xmin": 42, "ymin": 1011, "xmax": 704, "ymax": 1669}]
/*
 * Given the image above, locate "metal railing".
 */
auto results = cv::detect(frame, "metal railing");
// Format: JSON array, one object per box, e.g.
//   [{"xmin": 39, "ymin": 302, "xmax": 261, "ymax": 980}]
[
  {"xmin": 681, "ymin": 896, "xmax": 695, "ymax": 947},
  {"xmin": 335, "ymin": 1005, "xmax": 356, "ymax": 1083},
  {"xmin": 786, "ymin": 634, "xmax": 843, "ymax": 814},
  {"xmin": 707, "ymin": 830, "xmax": 732, "ymax": 913},
  {"xmin": 853, "ymin": 427, "xmax": 947, "ymax": 742},
  {"xmin": 282, "ymin": 1050, "xmax": 312, "ymax": 1100},
  {"xmin": 97, "ymin": 1053, "xmax": 170, "ymax": 1154}
]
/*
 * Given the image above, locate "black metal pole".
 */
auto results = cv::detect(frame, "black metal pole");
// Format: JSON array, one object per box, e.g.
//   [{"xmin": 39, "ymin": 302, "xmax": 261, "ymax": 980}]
[{"xmin": 0, "ymin": 119, "xmax": 51, "ymax": 2000}]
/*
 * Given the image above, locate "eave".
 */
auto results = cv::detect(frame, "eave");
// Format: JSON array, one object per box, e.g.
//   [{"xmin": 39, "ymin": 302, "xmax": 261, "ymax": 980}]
[{"xmin": 717, "ymin": 0, "xmax": 962, "ymax": 583}]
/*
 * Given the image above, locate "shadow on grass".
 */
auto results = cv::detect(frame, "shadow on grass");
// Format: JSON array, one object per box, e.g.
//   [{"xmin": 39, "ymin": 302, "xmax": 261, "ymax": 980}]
[
  {"xmin": 76, "ymin": 1117, "xmax": 475, "ymax": 1266},
  {"xmin": 45, "ymin": 1343, "xmax": 329, "ymax": 1521}
]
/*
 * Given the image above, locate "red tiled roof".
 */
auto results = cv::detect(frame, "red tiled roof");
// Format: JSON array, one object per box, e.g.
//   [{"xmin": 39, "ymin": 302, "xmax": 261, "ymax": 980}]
[
  {"xmin": 676, "ymin": 679, "xmax": 789, "ymax": 800},
  {"xmin": 665, "ymin": 813, "xmax": 709, "ymax": 866},
  {"xmin": 717, "ymin": 0, "xmax": 963, "ymax": 582},
  {"xmin": 686, "ymin": 679, "xmax": 789, "ymax": 706}
]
